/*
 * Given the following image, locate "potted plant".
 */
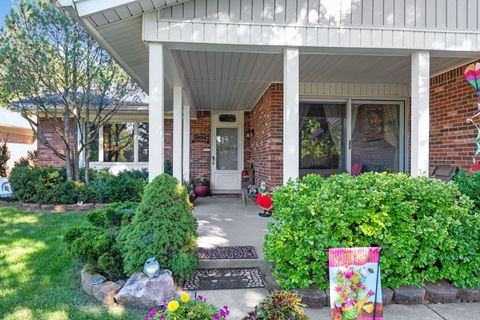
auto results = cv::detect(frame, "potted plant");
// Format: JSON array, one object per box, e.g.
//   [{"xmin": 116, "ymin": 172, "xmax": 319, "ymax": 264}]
[
  {"xmin": 184, "ymin": 180, "xmax": 196, "ymax": 204},
  {"xmin": 194, "ymin": 177, "xmax": 210, "ymax": 197}
]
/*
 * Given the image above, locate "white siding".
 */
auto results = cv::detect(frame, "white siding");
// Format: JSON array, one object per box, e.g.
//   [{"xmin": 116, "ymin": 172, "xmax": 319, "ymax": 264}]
[{"xmin": 157, "ymin": 0, "xmax": 480, "ymax": 30}]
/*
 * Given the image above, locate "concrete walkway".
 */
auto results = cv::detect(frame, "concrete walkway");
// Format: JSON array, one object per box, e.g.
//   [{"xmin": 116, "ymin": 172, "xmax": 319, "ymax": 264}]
[{"xmin": 191, "ymin": 197, "xmax": 480, "ymax": 319}]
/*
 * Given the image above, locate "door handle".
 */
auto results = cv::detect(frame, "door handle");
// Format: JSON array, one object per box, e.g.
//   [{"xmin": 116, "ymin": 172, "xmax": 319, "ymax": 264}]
[{"xmin": 212, "ymin": 155, "xmax": 215, "ymax": 166}]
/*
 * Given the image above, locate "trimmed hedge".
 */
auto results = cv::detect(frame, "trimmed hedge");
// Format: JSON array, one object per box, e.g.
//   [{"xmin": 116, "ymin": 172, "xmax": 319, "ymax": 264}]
[
  {"xmin": 453, "ymin": 169, "xmax": 480, "ymax": 210},
  {"xmin": 264, "ymin": 173, "xmax": 480, "ymax": 290},
  {"xmin": 9, "ymin": 165, "xmax": 148, "ymax": 204}
]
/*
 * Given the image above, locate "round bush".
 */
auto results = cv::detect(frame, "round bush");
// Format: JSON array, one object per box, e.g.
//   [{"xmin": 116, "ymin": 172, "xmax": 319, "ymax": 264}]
[
  {"xmin": 264, "ymin": 173, "xmax": 480, "ymax": 290},
  {"xmin": 118, "ymin": 174, "xmax": 198, "ymax": 278}
]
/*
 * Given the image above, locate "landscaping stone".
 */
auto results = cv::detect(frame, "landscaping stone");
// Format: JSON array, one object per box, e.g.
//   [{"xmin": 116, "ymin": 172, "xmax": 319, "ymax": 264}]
[
  {"xmin": 382, "ymin": 287, "xmax": 394, "ymax": 305},
  {"xmin": 40, "ymin": 204, "xmax": 55, "ymax": 211},
  {"xmin": 294, "ymin": 286, "xmax": 327, "ymax": 308},
  {"xmin": 81, "ymin": 267, "xmax": 101, "ymax": 296},
  {"xmin": 80, "ymin": 203, "xmax": 94, "ymax": 211},
  {"xmin": 115, "ymin": 270, "xmax": 175, "ymax": 309},
  {"xmin": 92, "ymin": 281, "xmax": 122, "ymax": 306},
  {"xmin": 94, "ymin": 203, "xmax": 108, "ymax": 210},
  {"xmin": 264, "ymin": 273, "xmax": 282, "ymax": 292},
  {"xmin": 53, "ymin": 204, "xmax": 67, "ymax": 212},
  {"xmin": 424, "ymin": 281, "xmax": 458, "ymax": 303},
  {"xmin": 457, "ymin": 288, "xmax": 480, "ymax": 302},
  {"xmin": 29, "ymin": 204, "xmax": 41, "ymax": 211},
  {"xmin": 66, "ymin": 204, "xmax": 81, "ymax": 211},
  {"xmin": 393, "ymin": 286, "xmax": 426, "ymax": 305}
]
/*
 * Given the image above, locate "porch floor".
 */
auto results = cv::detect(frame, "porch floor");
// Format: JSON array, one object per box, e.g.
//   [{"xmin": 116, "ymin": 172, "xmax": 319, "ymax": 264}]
[{"xmin": 193, "ymin": 196, "xmax": 271, "ymax": 260}]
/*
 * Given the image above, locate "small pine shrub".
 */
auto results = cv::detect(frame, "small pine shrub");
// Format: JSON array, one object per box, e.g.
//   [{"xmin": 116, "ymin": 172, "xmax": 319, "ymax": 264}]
[
  {"xmin": 65, "ymin": 202, "xmax": 138, "ymax": 280},
  {"xmin": 118, "ymin": 174, "xmax": 198, "ymax": 278}
]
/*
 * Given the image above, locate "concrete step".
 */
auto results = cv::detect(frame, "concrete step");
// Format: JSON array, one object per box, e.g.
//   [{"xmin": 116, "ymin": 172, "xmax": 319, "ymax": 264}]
[{"xmin": 198, "ymin": 258, "xmax": 269, "ymax": 270}]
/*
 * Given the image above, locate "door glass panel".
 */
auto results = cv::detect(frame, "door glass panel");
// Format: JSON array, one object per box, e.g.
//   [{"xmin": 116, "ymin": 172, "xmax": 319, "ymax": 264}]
[
  {"xmin": 299, "ymin": 103, "xmax": 346, "ymax": 174},
  {"xmin": 216, "ymin": 128, "xmax": 238, "ymax": 170},
  {"xmin": 351, "ymin": 103, "xmax": 402, "ymax": 173}
]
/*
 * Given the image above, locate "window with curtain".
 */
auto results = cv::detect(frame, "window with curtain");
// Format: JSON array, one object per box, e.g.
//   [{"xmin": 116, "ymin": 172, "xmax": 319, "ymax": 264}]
[
  {"xmin": 351, "ymin": 103, "xmax": 402, "ymax": 173},
  {"xmin": 103, "ymin": 122, "xmax": 135, "ymax": 162},
  {"xmin": 299, "ymin": 103, "xmax": 346, "ymax": 172}
]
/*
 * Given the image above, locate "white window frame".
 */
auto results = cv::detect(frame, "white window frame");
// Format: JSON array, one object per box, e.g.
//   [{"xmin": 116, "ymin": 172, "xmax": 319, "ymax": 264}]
[{"xmin": 91, "ymin": 121, "xmax": 149, "ymax": 169}]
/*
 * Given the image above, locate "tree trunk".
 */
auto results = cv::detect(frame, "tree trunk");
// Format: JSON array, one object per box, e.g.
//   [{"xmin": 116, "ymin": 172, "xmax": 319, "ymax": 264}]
[
  {"xmin": 85, "ymin": 143, "xmax": 90, "ymax": 184},
  {"xmin": 64, "ymin": 111, "xmax": 73, "ymax": 180}
]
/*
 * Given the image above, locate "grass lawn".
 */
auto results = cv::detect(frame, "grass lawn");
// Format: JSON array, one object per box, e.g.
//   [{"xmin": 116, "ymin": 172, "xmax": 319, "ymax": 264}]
[{"xmin": 0, "ymin": 207, "xmax": 145, "ymax": 320}]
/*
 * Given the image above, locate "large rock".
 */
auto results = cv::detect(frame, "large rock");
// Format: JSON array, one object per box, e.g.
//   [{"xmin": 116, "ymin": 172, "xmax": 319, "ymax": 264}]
[
  {"xmin": 80, "ymin": 267, "xmax": 104, "ymax": 296},
  {"xmin": 115, "ymin": 270, "xmax": 175, "ymax": 309},
  {"xmin": 457, "ymin": 288, "xmax": 480, "ymax": 302},
  {"xmin": 393, "ymin": 285, "xmax": 425, "ymax": 305},
  {"xmin": 424, "ymin": 281, "xmax": 458, "ymax": 303},
  {"xmin": 93, "ymin": 281, "xmax": 122, "ymax": 306}
]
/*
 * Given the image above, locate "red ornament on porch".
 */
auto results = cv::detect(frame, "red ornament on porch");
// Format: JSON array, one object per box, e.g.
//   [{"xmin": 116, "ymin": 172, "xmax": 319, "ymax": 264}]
[{"xmin": 256, "ymin": 181, "xmax": 273, "ymax": 217}]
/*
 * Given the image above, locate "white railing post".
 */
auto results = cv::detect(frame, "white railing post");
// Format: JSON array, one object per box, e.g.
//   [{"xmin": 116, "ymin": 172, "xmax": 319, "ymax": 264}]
[
  {"xmin": 148, "ymin": 43, "xmax": 165, "ymax": 181},
  {"xmin": 173, "ymin": 86, "xmax": 183, "ymax": 181},
  {"xmin": 183, "ymin": 105, "xmax": 190, "ymax": 183},
  {"xmin": 411, "ymin": 51, "xmax": 430, "ymax": 177},
  {"xmin": 283, "ymin": 47, "xmax": 300, "ymax": 184}
]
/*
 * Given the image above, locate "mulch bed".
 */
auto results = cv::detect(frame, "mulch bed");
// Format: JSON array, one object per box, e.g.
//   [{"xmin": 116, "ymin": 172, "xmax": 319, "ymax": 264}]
[
  {"xmin": 183, "ymin": 267, "xmax": 265, "ymax": 290},
  {"xmin": 196, "ymin": 246, "xmax": 258, "ymax": 260}
]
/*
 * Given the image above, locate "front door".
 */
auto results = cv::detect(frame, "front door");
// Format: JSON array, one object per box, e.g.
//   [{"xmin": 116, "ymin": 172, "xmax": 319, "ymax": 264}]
[{"xmin": 211, "ymin": 113, "xmax": 243, "ymax": 192}]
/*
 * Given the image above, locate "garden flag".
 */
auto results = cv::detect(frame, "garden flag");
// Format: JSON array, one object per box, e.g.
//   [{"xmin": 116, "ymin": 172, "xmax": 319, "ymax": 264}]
[
  {"xmin": 329, "ymin": 247, "xmax": 383, "ymax": 320},
  {"xmin": 464, "ymin": 63, "xmax": 480, "ymax": 157}
]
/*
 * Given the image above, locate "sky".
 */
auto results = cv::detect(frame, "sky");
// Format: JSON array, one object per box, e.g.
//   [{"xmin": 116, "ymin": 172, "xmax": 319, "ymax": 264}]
[
  {"xmin": 0, "ymin": 0, "xmax": 14, "ymax": 28},
  {"xmin": 0, "ymin": 0, "xmax": 36, "ymax": 172}
]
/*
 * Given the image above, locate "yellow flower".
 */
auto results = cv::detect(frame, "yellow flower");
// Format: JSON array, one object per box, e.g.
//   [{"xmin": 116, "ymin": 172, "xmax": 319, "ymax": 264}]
[
  {"xmin": 168, "ymin": 300, "xmax": 180, "ymax": 312},
  {"xmin": 180, "ymin": 293, "xmax": 190, "ymax": 303}
]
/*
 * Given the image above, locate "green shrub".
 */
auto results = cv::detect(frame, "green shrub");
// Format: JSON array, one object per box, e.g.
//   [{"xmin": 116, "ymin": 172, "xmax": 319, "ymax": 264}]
[
  {"xmin": 65, "ymin": 202, "xmax": 138, "ymax": 280},
  {"xmin": 9, "ymin": 165, "xmax": 147, "ymax": 204},
  {"xmin": 453, "ymin": 169, "xmax": 480, "ymax": 210},
  {"xmin": 264, "ymin": 173, "xmax": 480, "ymax": 290},
  {"xmin": 118, "ymin": 174, "xmax": 198, "ymax": 278},
  {"xmin": 90, "ymin": 170, "xmax": 147, "ymax": 203}
]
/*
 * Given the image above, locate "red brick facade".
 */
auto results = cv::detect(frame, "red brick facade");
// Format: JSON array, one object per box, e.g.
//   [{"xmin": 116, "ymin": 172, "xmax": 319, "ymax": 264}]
[
  {"xmin": 189, "ymin": 111, "xmax": 211, "ymax": 181},
  {"xmin": 37, "ymin": 117, "xmax": 75, "ymax": 167},
  {"xmin": 430, "ymin": 61, "xmax": 480, "ymax": 169},
  {"xmin": 249, "ymin": 83, "xmax": 284, "ymax": 189}
]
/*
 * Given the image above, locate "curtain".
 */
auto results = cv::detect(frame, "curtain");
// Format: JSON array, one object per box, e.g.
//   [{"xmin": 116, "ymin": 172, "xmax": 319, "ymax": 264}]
[
  {"xmin": 323, "ymin": 104, "xmax": 344, "ymax": 169},
  {"xmin": 383, "ymin": 105, "xmax": 400, "ymax": 171}
]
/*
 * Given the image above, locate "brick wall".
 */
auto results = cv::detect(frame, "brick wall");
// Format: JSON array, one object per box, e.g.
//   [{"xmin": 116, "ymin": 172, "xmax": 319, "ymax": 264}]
[
  {"xmin": 250, "ymin": 83, "xmax": 284, "ymax": 189},
  {"xmin": 189, "ymin": 111, "xmax": 211, "ymax": 181},
  {"xmin": 37, "ymin": 117, "xmax": 75, "ymax": 167},
  {"xmin": 244, "ymin": 111, "xmax": 252, "ymax": 168},
  {"xmin": 430, "ymin": 61, "xmax": 480, "ymax": 169},
  {"xmin": 164, "ymin": 119, "xmax": 173, "ymax": 163}
]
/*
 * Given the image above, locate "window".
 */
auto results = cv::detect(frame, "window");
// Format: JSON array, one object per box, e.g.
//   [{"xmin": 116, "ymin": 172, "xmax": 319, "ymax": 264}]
[
  {"xmin": 351, "ymin": 102, "xmax": 404, "ymax": 172},
  {"xmin": 89, "ymin": 121, "xmax": 148, "ymax": 163},
  {"xmin": 299, "ymin": 103, "xmax": 346, "ymax": 172},
  {"xmin": 138, "ymin": 122, "xmax": 149, "ymax": 162},
  {"xmin": 103, "ymin": 123, "xmax": 135, "ymax": 162}
]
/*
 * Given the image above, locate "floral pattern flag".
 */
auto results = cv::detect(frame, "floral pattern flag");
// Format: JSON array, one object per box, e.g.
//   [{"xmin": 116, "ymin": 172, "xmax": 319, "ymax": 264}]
[{"xmin": 329, "ymin": 247, "xmax": 383, "ymax": 320}]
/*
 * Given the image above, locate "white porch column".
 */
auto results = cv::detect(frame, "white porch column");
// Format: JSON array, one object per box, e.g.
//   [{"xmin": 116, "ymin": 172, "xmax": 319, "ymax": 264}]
[
  {"xmin": 183, "ymin": 105, "xmax": 191, "ymax": 183},
  {"xmin": 173, "ymin": 86, "xmax": 183, "ymax": 181},
  {"xmin": 149, "ymin": 43, "xmax": 165, "ymax": 181},
  {"xmin": 283, "ymin": 48, "xmax": 300, "ymax": 183},
  {"xmin": 411, "ymin": 51, "xmax": 430, "ymax": 177}
]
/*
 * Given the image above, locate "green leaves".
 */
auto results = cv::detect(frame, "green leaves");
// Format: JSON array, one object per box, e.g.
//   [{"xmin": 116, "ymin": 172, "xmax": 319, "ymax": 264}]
[{"xmin": 264, "ymin": 172, "xmax": 480, "ymax": 290}]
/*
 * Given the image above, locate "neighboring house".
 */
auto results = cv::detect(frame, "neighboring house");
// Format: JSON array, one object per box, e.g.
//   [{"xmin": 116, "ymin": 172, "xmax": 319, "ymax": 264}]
[
  {"xmin": 42, "ymin": 0, "xmax": 480, "ymax": 192},
  {"xmin": 0, "ymin": 108, "xmax": 36, "ymax": 172}
]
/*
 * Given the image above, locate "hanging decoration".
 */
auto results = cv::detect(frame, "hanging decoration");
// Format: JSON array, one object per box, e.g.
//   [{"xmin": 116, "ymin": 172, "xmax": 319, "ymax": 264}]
[{"xmin": 464, "ymin": 62, "xmax": 480, "ymax": 160}]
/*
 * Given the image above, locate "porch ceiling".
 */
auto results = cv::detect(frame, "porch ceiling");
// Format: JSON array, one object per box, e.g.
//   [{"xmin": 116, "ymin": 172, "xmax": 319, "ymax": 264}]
[{"xmin": 171, "ymin": 50, "xmax": 472, "ymax": 110}]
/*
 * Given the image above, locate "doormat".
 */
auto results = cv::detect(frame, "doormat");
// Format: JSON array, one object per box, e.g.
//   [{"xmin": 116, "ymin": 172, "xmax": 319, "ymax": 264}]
[
  {"xmin": 197, "ymin": 246, "xmax": 258, "ymax": 260},
  {"xmin": 183, "ymin": 267, "xmax": 265, "ymax": 290}
]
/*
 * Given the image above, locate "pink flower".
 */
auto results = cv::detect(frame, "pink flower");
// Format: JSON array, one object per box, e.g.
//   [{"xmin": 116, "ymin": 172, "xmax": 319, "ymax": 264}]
[
  {"xmin": 212, "ymin": 314, "xmax": 220, "ymax": 320},
  {"xmin": 368, "ymin": 290, "xmax": 375, "ymax": 296}
]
